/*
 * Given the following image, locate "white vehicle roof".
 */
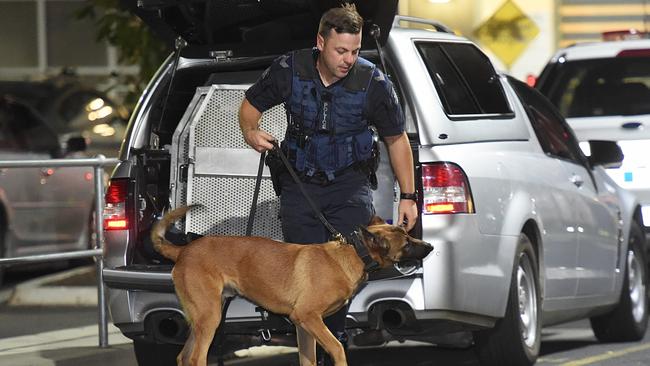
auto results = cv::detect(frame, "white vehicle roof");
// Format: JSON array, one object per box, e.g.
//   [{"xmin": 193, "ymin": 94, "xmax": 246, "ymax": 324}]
[{"xmin": 550, "ymin": 39, "xmax": 650, "ymax": 62}]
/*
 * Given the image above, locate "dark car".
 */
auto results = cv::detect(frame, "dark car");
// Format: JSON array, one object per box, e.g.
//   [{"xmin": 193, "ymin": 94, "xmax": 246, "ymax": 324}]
[
  {"xmin": 0, "ymin": 77, "xmax": 128, "ymax": 158},
  {"xmin": 0, "ymin": 96, "xmax": 95, "ymax": 285}
]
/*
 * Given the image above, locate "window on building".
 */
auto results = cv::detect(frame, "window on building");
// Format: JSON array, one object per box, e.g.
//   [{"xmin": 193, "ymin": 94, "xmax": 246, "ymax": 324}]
[{"xmin": 0, "ymin": 2, "xmax": 38, "ymax": 67}]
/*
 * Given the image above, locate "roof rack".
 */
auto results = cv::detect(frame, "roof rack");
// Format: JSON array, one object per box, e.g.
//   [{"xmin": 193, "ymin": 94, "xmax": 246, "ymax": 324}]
[{"xmin": 392, "ymin": 15, "xmax": 454, "ymax": 34}]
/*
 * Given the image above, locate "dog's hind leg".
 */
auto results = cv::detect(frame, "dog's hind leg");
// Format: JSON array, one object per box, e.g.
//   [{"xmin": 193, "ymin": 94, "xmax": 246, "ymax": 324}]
[
  {"xmin": 296, "ymin": 324, "xmax": 316, "ymax": 366},
  {"xmin": 174, "ymin": 271, "xmax": 225, "ymax": 366},
  {"xmin": 292, "ymin": 311, "xmax": 347, "ymax": 366}
]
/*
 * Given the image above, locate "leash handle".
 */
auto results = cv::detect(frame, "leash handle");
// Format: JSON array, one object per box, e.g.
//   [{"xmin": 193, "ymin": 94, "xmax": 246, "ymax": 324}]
[
  {"xmin": 270, "ymin": 141, "xmax": 342, "ymax": 240},
  {"xmin": 246, "ymin": 150, "xmax": 266, "ymax": 236}
]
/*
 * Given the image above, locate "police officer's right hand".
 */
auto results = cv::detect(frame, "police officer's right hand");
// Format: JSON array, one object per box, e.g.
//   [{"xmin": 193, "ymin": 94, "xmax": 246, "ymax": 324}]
[{"xmin": 243, "ymin": 128, "xmax": 276, "ymax": 153}]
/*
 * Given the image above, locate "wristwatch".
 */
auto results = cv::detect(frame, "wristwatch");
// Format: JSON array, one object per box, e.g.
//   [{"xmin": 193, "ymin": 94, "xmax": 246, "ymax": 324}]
[{"xmin": 399, "ymin": 192, "xmax": 418, "ymax": 202}]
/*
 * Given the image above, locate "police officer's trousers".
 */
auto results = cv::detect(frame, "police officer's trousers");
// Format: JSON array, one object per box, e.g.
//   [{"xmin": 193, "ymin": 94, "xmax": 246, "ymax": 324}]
[{"xmin": 279, "ymin": 168, "xmax": 374, "ymax": 363}]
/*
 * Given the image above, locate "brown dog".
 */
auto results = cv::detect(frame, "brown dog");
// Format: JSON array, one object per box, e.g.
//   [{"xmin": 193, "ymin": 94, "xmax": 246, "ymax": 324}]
[{"xmin": 151, "ymin": 205, "xmax": 433, "ymax": 366}]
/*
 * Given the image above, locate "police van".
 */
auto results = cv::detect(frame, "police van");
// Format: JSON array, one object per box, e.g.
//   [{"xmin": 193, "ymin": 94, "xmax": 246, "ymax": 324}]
[{"xmin": 102, "ymin": 2, "xmax": 647, "ymax": 365}]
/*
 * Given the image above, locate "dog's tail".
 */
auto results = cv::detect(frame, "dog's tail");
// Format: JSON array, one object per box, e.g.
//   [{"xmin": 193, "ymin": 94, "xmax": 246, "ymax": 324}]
[{"xmin": 150, "ymin": 205, "xmax": 200, "ymax": 262}]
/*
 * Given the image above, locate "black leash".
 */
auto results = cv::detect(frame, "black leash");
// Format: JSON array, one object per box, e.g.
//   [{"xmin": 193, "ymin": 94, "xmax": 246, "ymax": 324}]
[
  {"xmin": 246, "ymin": 150, "xmax": 267, "ymax": 236},
  {"xmin": 269, "ymin": 140, "xmax": 343, "ymax": 241},
  {"xmin": 268, "ymin": 141, "xmax": 380, "ymax": 272}
]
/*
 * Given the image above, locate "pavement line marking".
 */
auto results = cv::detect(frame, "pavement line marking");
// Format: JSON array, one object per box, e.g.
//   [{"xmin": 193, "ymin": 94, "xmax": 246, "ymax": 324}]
[
  {"xmin": 0, "ymin": 324, "xmax": 131, "ymax": 355},
  {"xmin": 559, "ymin": 343, "xmax": 650, "ymax": 366}
]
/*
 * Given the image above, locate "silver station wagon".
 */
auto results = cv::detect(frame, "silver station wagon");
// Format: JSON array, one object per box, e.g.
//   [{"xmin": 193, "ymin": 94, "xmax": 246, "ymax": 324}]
[{"xmin": 102, "ymin": 2, "xmax": 647, "ymax": 365}]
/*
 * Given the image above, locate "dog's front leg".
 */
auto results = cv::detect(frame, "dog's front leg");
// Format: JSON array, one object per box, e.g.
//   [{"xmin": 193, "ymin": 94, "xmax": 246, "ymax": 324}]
[
  {"xmin": 293, "ymin": 312, "xmax": 347, "ymax": 366},
  {"xmin": 296, "ymin": 324, "xmax": 317, "ymax": 366}
]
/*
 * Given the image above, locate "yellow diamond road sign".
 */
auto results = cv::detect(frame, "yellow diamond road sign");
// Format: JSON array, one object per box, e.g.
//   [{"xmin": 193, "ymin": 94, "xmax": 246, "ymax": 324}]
[{"xmin": 473, "ymin": 0, "xmax": 540, "ymax": 68}]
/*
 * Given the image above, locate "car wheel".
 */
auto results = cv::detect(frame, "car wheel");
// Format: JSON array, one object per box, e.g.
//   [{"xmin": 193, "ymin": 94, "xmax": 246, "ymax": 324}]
[
  {"xmin": 474, "ymin": 232, "xmax": 541, "ymax": 366},
  {"xmin": 133, "ymin": 339, "xmax": 183, "ymax": 366},
  {"xmin": 590, "ymin": 221, "xmax": 648, "ymax": 342}
]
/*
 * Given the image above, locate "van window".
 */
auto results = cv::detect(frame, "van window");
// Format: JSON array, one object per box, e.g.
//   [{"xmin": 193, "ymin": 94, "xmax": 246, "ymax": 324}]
[
  {"xmin": 509, "ymin": 77, "xmax": 584, "ymax": 165},
  {"xmin": 537, "ymin": 57, "xmax": 650, "ymax": 117},
  {"xmin": 416, "ymin": 42, "xmax": 511, "ymax": 117}
]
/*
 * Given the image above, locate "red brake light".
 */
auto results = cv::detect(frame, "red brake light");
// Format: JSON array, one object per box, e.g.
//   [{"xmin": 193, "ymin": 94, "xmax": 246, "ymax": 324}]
[
  {"xmin": 104, "ymin": 178, "xmax": 129, "ymax": 230},
  {"xmin": 421, "ymin": 163, "xmax": 474, "ymax": 215},
  {"xmin": 526, "ymin": 74, "xmax": 537, "ymax": 87}
]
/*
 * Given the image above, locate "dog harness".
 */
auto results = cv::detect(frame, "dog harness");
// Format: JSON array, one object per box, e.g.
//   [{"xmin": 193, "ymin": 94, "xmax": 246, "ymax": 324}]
[{"xmin": 283, "ymin": 49, "xmax": 376, "ymax": 181}]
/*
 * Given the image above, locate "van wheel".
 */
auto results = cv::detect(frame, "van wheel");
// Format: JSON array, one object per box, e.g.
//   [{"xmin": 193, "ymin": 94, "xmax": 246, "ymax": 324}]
[
  {"xmin": 474, "ymin": 233, "xmax": 541, "ymax": 366},
  {"xmin": 133, "ymin": 339, "xmax": 182, "ymax": 366},
  {"xmin": 590, "ymin": 222, "xmax": 648, "ymax": 342}
]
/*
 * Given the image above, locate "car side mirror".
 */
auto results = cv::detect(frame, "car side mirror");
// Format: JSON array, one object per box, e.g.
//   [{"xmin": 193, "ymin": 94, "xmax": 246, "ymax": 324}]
[
  {"xmin": 588, "ymin": 140, "xmax": 623, "ymax": 168},
  {"xmin": 66, "ymin": 136, "xmax": 87, "ymax": 153}
]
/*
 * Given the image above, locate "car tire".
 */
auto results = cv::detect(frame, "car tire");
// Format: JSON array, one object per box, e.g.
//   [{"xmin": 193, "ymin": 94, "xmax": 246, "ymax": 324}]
[
  {"xmin": 133, "ymin": 339, "xmax": 183, "ymax": 366},
  {"xmin": 590, "ymin": 221, "xmax": 648, "ymax": 342},
  {"xmin": 474, "ymin": 232, "xmax": 541, "ymax": 366}
]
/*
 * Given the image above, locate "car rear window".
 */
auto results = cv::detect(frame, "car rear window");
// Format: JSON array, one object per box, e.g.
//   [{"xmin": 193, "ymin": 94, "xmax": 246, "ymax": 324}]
[
  {"xmin": 538, "ymin": 56, "xmax": 650, "ymax": 117},
  {"xmin": 416, "ymin": 42, "xmax": 512, "ymax": 118}
]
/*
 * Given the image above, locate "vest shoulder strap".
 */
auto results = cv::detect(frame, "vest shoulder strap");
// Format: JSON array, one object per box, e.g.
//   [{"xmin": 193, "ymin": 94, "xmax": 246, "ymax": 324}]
[
  {"xmin": 292, "ymin": 49, "xmax": 315, "ymax": 80},
  {"xmin": 343, "ymin": 57, "xmax": 375, "ymax": 92}
]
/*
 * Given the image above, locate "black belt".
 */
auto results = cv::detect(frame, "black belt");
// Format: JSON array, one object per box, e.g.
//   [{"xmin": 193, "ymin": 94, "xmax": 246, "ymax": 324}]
[{"xmin": 300, "ymin": 164, "xmax": 363, "ymax": 185}]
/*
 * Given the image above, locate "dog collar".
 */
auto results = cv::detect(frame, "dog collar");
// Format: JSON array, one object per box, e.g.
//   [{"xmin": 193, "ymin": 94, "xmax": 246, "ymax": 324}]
[{"xmin": 349, "ymin": 230, "xmax": 381, "ymax": 273}]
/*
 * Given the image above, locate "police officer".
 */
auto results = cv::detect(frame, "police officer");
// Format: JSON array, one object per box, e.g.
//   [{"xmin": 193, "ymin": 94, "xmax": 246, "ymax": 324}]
[{"xmin": 239, "ymin": 4, "xmax": 417, "ymax": 365}]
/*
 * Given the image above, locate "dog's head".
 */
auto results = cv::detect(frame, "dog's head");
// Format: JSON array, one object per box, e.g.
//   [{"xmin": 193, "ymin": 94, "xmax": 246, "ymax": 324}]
[{"xmin": 356, "ymin": 216, "xmax": 433, "ymax": 268}]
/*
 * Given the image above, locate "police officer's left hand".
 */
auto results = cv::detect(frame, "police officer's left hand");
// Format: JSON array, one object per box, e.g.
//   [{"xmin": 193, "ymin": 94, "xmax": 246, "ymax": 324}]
[{"xmin": 398, "ymin": 199, "xmax": 418, "ymax": 232}]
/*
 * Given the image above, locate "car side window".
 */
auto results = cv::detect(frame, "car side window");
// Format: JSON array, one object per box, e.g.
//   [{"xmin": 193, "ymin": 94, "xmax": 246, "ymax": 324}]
[
  {"xmin": 416, "ymin": 42, "xmax": 512, "ymax": 117},
  {"xmin": 509, "ymin": 76, "xmax": 585, "ymax": 165}
]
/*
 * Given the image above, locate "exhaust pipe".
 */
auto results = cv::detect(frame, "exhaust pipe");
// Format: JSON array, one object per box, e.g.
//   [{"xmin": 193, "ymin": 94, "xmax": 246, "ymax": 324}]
[
  {"xmin": 146, "ymin": 311, "xmax": 189, "ymax": 344},
  {"xmin": 371, "ymin": 300, "xmax": 417, "ymax": 333},
  {"xmin": 382, "ymin": 308, "xmax": 408, "ymax": 329}
]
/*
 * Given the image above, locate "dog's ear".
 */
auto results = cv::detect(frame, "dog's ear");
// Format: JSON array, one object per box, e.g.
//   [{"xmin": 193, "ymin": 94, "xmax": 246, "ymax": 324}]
[
  {"xmin": 368, "ymin": 216, "xmax": 386, "ymax": 226},
  {"xmin": 359, "ymin": 226, "xmax": 389, "ymax": 253}
]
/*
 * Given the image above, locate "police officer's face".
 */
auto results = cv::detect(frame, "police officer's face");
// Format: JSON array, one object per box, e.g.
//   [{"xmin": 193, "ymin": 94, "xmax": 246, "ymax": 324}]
[{"xmin": 316, "ymin": 29, "xmax": 362, "ymax": 84}]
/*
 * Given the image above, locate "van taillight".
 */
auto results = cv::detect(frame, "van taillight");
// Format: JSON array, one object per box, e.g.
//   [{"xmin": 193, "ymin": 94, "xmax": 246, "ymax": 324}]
[
  {"xmin": 421, "ymin": 163, "xmax": 474, "ymax": 215},
  {"xmin": 104, "ymin": 178, "xmax": 129, "ymax": 230}
]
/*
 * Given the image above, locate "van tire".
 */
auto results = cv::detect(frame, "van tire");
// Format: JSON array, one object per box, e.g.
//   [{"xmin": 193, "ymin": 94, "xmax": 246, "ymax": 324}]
[
  {"xmin": 590, "ymin": 221, "xmax": 648, "ymax": 342},
  {"xmin": 133, "ymin": 339, "xmax": 182, "ymax": 366},
  {"xmin": 474, "ymin": 233, "xmax": 541, "ymax": 366}
]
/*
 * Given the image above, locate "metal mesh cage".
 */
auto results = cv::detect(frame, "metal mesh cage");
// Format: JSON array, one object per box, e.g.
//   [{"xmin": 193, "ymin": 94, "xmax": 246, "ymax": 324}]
[{"xmin": 173, "ymin": 85, "xmax": 286, "ymax": 240}]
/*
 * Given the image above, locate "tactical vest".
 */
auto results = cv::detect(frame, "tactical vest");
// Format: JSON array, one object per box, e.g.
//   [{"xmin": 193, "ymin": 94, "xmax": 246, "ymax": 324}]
[{"xmin": 283, "ymin": 49, "xmax": 375, "ymax": 181}]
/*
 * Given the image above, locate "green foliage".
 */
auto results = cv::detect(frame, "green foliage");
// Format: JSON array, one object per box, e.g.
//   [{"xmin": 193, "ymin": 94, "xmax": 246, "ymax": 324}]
[{"xmin": 77, "ymin": 0, "xmax": 170, "ymax": 109}]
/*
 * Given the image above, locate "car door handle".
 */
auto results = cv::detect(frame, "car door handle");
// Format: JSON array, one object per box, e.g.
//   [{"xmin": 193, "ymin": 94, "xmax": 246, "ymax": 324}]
[
  {"xmin": 621, "ymin": 121, "xmax": 642, "ymax": 130},
  {"xmin": 570, "ymin": 174, "xmax": 584, "ymax": 188}
]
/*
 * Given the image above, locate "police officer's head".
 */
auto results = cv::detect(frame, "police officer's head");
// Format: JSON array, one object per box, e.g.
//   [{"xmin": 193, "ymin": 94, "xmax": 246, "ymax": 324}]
[{"xmin": 316, "ymin": 4, "xmax": 363, "ymax": 84}]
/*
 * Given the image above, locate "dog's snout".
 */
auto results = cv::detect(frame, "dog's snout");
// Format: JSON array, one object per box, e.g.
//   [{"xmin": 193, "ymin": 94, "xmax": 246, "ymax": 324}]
[{"xmin": 400, "ymin": 239, "xmax": 433, "ymax": 261}]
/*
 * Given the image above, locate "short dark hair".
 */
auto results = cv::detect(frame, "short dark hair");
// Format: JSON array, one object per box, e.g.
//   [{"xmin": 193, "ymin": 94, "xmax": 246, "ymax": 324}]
[{"xmin": 318, "ymin": 3, "xmax": 364, "ymax": 38}]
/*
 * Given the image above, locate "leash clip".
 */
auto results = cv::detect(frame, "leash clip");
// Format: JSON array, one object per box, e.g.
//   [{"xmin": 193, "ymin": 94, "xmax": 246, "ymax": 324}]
[
  {"xmin": 260, "ymin": 329, "xmax": 271, "ymax": 342},
  {"xmin": 257, "ymin": 307, "xmax": 272, "ymax": 343},
  {"xmin": 332, "ymin": 232, "xmax": 346, "ymax": 244}
]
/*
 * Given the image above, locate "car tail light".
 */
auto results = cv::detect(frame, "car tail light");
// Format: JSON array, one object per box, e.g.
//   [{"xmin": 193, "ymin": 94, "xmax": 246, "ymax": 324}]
[
  {"xmin": 526, "ymin": 74, "xmax": 537, "ymax": 87},
  {"xmin": 421, "ymin": 162, "xmax": 474, "ymax": 215},
  {"xmin": 104, "ymin": 178, "xmax": 129, "ymax": 230}
]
